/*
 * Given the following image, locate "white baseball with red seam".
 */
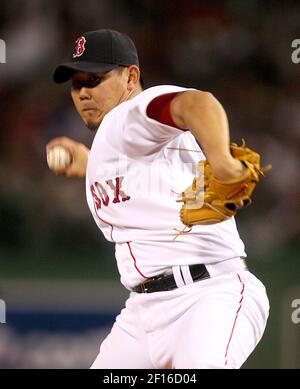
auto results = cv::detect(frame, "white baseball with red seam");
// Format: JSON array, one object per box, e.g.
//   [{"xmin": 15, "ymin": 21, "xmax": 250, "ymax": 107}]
[{"xmin": 47, "ymin": 146, "xmax": 72, "ymax": 170}]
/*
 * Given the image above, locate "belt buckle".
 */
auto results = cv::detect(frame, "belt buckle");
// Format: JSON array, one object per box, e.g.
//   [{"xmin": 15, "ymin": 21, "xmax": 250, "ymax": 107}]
[
  {"xmin": 140, "ymin": 281, "xmax": 151, "ymax": 293},
  {"xmin": 138, "ymin": 273, "xmax": 170, "ymax": 294},
  {"xmin": 141, "ymin": 283, "xmax": 148, "ymax": 293},
  {"xmin": 140, "ymin": 276, "xmax": 159, "ymax": 293}
]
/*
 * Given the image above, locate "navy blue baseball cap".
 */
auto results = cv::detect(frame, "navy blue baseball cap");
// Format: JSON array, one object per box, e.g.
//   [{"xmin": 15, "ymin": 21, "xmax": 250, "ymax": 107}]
[{"xmin": 53, "ymin": 29, "xmax": 140, "ymax": 83}]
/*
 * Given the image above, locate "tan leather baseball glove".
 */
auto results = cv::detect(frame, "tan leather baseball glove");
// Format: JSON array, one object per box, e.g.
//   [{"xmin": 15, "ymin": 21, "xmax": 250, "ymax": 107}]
[{"xmin": 177, "ymin": 141, "xmax": 271, "ymax": 226}]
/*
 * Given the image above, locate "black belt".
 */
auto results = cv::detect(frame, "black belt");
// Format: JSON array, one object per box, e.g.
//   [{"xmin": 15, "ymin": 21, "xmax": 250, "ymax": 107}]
[{"xmin": 132, "ymin": 264, "xmax": 210, "ymax": 294}]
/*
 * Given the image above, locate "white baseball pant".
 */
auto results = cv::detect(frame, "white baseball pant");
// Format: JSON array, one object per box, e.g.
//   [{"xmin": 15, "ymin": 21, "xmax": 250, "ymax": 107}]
[{"xmin": 91, "ymin": 261, "xmax": 269, "ymax": 369}]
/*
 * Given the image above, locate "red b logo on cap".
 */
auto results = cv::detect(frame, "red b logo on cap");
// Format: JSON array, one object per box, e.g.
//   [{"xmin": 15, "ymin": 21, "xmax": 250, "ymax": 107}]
[{"xmin": 73, "ymin": 36, "xmax": 86, "ymax": 58}]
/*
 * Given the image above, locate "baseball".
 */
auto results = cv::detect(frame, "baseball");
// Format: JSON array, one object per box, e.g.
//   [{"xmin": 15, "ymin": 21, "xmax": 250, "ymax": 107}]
[{"xmin": 47, "ymin": 146, "xmax": 72, "ymax": 170}]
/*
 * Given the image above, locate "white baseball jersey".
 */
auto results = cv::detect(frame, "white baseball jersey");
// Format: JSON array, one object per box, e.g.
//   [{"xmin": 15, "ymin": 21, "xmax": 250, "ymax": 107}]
[{"xmin": 86, "ymin": 85, "xmax": 246, "ymax": 289}]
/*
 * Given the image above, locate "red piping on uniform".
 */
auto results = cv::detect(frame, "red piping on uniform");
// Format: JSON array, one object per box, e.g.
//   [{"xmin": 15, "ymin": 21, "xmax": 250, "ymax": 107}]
[
  {"xmin": 224, "ymin": 273, "xmax": 245, "ymax": 366},
  {"xmin": 127, "ymin": 242, "xmax": 147, "ymax": 279},
  {"xmin": 93, "ymin": 202, "xmax": 115, "ymax": 242}
]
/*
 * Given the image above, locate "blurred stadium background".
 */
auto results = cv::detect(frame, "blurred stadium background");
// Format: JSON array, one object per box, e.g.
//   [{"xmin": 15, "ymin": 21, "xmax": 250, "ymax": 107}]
[{"xmin": 0, "ymin": 0, "xmax": 299, "ymax": 368}]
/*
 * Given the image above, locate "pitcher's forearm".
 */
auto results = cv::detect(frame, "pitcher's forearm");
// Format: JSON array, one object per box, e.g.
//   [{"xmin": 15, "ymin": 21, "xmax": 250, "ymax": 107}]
[{"xmin": 170, "ymin": 91, "xmax": 245, "ymax": 180}]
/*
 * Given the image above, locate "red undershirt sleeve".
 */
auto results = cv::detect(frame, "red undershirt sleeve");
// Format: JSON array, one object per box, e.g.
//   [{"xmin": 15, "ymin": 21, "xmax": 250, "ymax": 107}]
[{"xmin": 146, "ymin": 92, "xmax": 186, "ymax": 130}]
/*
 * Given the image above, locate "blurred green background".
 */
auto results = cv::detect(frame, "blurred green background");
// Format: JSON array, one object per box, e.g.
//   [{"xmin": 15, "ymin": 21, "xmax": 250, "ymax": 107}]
[{"xmin": 0, "ymin": 0, "xmax": 299, "ymax": 368}]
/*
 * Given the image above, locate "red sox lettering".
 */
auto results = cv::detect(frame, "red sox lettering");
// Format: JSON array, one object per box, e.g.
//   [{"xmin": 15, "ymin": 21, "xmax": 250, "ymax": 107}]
[
  {"xmin": 106, "ymin": 177, "xmax": 131, "ymax": 203},
  {"xmin": 90, "ymin": 176, "xmax": 130, "ymax": 210}
]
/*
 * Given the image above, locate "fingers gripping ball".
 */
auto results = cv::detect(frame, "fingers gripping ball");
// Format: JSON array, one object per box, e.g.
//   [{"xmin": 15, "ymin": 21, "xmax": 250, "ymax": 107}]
[{"xmin": 47, "ymin": 146, "xmax": 72, "ymax": 171}]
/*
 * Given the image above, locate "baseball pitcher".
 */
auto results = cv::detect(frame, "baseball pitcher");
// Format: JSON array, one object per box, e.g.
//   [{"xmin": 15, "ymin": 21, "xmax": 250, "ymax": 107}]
[{"xmin": 47, "ymin": 29, "xmax": 270, "ymax": 369}]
